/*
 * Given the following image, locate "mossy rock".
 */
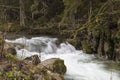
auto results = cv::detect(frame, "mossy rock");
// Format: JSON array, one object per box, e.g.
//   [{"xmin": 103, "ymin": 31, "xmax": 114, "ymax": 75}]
[
  {"xmin": 40, "ymin": 58, "xmax": 67, "ymax": 74},
  {"xmin": 81, "ymin": 40, "xmax": 92, "ymax": 54},
  {"xmin": 24, "ymin": 55, "xmax": 41, "ymax": 65}
]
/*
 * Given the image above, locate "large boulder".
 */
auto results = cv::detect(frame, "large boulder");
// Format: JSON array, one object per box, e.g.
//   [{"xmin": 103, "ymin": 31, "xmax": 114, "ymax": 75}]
[{"xmin": 40, "ymin": 58, "xmax": 67, "ymax": 74}]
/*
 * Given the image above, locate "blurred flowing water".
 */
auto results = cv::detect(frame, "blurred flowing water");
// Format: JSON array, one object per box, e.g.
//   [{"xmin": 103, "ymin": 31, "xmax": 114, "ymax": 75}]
[{"xmin": 6, "ymin": 37, "xmax": 120, "ymax": 80}]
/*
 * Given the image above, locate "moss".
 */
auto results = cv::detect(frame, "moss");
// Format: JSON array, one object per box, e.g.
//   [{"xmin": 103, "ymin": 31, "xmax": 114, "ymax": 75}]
[
  {"xmin": 5, "ymin": 70, "xmax": 30, "ymax": 80},
  {"xmin": 54, "ymin": 58, "xmax": 66, "ymax": 74},
  {"xmin": 5, "ymin": 53, "xmax": 18, "ymax": 61},
  {"xmin": 81, "ymin": 40, "xmax": 92, "ymax": 54},
  {"xmin": 0, "ymin": 72, "xmax": 2, "ymax": 76},
  {"xmin": 6, "ymin": 71, "xmax": 14, "ymax": 78}
]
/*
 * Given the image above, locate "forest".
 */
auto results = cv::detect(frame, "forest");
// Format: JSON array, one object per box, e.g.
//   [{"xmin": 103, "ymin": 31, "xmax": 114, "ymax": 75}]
[{"xmin": 0, "ymin": 0, "xmax": 120, "ymax": 80}]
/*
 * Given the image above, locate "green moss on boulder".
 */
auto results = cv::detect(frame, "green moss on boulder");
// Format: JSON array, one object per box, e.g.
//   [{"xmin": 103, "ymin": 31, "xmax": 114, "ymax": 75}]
[
  {"xmin": 81, "ymin": 40, "xmax": 92, "ymax": 54},
  {"xmin": 40, "ymin": 58, "xmax": 67, "ymax": 75}
]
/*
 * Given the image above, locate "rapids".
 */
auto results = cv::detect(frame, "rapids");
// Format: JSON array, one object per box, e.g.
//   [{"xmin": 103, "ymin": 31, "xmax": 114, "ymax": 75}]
[{"xmin": 6, "ymin": 37, "xmax": 120, "ymax": 80}]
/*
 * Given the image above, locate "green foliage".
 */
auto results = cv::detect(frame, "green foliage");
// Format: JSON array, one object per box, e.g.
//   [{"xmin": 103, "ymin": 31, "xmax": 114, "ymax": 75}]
[
  {"xmin": 0, "ymin": 72, "xmax": 2, "ymax": 76},
  {"xmin": 0, "ymin": 63, "xmax": 33, "ymax": 80},
  {"xmin": 5, "ymin": 68, "xmax": 30, "ymax": 80},
  {"xmin": 6, "ymin": 71, "xmax": 13, "ymax": 78},
  {"xmin": 6, "ymin": 53, "xmax": 17, "ymax": 61}
]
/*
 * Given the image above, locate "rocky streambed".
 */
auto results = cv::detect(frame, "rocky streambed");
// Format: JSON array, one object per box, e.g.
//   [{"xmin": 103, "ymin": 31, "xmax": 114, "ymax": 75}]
[{"xmin": 0, "ymin": 38, "xmax": 67, "ymax": 80}]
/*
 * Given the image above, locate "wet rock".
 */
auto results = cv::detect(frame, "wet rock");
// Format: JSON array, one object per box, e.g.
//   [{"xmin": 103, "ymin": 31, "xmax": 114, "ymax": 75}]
[
  {"xmin": 24, "ymin": 55, "xmax": 41, "ymax": 65},
  {"xmin": 81, "ymin": 40, "xmax": 92, "ymax": 54},
  {"xmin": 40, "ymin": 58, "xmax": 66, "ymax": 74}
]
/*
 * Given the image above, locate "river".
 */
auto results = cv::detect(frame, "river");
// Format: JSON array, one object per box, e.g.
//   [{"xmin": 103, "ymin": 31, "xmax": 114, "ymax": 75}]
[{"xmin": 6, "ymin": 36, "xmax": 120, "ymax": 80}]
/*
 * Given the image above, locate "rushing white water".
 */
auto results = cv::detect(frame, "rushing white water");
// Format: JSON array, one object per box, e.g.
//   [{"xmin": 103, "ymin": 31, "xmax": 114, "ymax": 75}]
[{"xmin": 6, "ymin": 37, "xmax": 120, "ymax": 80}]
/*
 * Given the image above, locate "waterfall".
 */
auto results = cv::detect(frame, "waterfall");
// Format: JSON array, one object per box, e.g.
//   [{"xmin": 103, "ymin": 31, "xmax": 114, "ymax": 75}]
[{"xmin": 6, "ymin": 36, "xmax": 120, "ymax": 80}]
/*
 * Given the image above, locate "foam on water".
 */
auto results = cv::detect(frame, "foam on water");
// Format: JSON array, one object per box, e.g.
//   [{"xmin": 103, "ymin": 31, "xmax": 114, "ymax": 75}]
[{"xmin": 6, "ymin": 37, "xmax": 120, "ymax": 80}]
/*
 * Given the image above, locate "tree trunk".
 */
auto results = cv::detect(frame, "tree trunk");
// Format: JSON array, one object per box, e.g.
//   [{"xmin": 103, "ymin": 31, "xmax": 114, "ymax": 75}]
[
  {"xmin": 19, "ymin": 0, "xmax": 25, "ymax": 27},
  {"xmin": 0, "ymin": 33, "xmax": 5, "ymax": 58}
]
